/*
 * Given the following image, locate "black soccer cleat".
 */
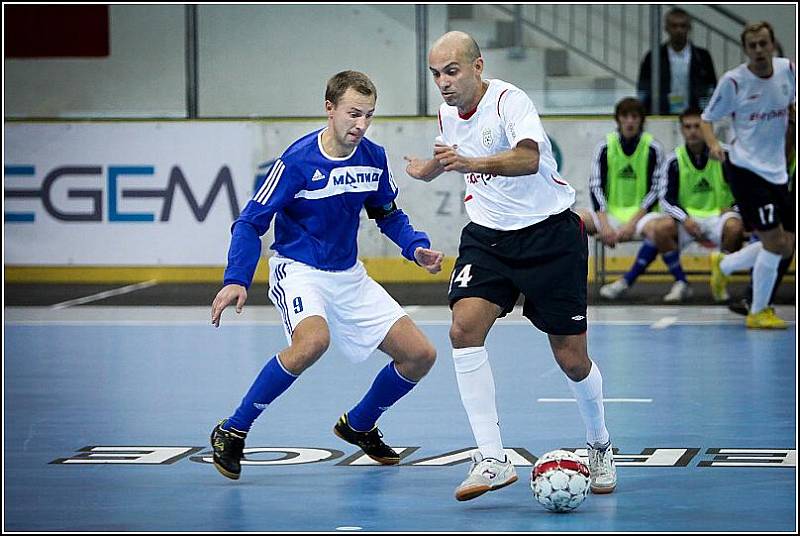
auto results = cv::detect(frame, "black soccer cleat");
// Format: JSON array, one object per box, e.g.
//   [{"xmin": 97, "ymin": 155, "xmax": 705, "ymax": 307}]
[
  {"xmin": 211, "ymin": 419, "xmax": 246, "ymax": 480},
  {"xmin": 333, "ymin": 413, "xmax": 400, "ymax": 465},
  {"xmin": 727, "ymin": 297, "xmax": 750, "ymax": 317}
]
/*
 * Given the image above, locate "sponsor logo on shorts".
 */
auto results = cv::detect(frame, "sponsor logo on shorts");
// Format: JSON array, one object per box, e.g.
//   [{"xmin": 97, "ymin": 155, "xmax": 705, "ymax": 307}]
[{"xmin": 572, "ymin": 315, "xmax": 585, "ymax": 321}]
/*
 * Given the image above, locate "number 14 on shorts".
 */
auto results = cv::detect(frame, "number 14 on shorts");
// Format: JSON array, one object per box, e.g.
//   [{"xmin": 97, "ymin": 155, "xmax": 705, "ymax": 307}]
[{"xmin": 450, "ymin": 264, "xmax": 473, "ymax": 291}]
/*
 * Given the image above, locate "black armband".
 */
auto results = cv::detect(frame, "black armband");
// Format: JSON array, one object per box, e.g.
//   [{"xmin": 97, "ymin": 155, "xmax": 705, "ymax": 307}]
[{"xmin": 365, "ymin": 201, "xmax": 398, "ymax": 220}]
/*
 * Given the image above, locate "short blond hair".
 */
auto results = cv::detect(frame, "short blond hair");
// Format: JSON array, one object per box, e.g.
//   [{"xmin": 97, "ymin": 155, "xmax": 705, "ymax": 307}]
[
  {"xmin": 325, "ymin": 70, "xmax": 377, "ymax": 106},
  {"xmin": 740, "ymin": 21, "xmax": 775, "ymax": 48}
]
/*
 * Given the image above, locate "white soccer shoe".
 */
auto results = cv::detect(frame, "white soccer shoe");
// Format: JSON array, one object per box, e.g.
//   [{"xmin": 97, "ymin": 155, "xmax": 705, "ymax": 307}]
[
  {"xmin": 599, "ymin": 278, "xmax": 629, "ymax": 299},
  {"xmin": 663, "ymin": 280, "xmax": 693, "ymax": 303},
  {"xmin": 454, "ymin": 450, "xmax": 518, "ymax": 501},
  {"xmin": 587, "ymin": 440, "xmax": 617, "ymax": 494}
]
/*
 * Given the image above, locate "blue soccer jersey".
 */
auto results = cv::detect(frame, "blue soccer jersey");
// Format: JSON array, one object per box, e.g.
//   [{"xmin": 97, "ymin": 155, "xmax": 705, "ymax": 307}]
[{"xmin": 224, "ymin": 129, "xmax": 431, "ymax": 288}]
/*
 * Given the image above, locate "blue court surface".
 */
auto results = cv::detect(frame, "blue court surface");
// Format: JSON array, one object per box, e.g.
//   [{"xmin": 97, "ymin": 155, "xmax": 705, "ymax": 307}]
[{"xmin": 4, "ymin": 305, "xmax": 797, "ymax": 532}]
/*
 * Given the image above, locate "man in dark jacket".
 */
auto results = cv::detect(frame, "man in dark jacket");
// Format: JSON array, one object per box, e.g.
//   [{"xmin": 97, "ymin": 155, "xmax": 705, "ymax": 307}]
[{"xmin": 637, "ymin": 8, "xmax": 717, "ymax": 115}]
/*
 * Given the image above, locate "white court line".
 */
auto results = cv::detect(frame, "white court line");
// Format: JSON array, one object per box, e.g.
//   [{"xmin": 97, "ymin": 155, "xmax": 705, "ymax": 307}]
[
  {"xmin": 538, "ymin": 398, "xmax": 653, "ymax": 403},
  {"xmin": 49, "ymin": 280, "xmax": 159, "ymax": 310},
  {"xmin": 650, "ymin": 316, "xmax": 678, "ymax": 330}
]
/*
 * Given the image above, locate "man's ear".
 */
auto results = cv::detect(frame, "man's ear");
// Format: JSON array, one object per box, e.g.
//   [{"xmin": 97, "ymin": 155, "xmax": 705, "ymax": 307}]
[{"xmin": 474, "ymin": 57, "xmax": 484, "ymax": 76}]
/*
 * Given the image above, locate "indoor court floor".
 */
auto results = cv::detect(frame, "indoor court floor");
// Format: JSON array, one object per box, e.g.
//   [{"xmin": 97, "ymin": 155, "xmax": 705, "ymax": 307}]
[{"xmin": 4, "ymin": 305, "xmax": 797, "ymax": 531}]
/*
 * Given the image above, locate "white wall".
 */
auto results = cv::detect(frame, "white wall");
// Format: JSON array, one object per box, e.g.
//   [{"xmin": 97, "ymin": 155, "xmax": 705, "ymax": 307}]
[
  {"xmin": 2, "ymin": 5, "xmax": 793, "ymax": 119},
  {"xmin": 3, "ymin": 5, "xmax": 449, "ymax": 119},
  {"xmin": 681, "ymin": 4, "xmax": 796, "ymax": 63},
  {"xmin": 4, "ymin": 5, "xmax": 186, "ymax": 118},
  {"xmin": 199, "ymin": 5, "xmax": 420, "ymax": 117}
]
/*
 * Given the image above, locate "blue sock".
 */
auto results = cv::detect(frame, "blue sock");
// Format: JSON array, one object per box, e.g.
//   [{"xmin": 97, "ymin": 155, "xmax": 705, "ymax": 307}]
[
  {"xmin": 623, "ymin": 240, "xmax": 658, "ymax": 285},
  {"xmin": 347, "ymin": 362, "xmax": 417, "ymax": 432},
  {"xmin": 662, "ymin": 249, "xmax": 687, "ymax": 282},
  {"xmin": 225, "ymin": 355, "xmax": 298, "ymax": 433}
]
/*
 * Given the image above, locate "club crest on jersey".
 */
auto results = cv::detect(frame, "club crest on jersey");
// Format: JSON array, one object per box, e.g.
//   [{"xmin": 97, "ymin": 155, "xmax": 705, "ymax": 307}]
[{"xmin": 482, "ymin": 128, "xmax": 493, "ymax": 148}]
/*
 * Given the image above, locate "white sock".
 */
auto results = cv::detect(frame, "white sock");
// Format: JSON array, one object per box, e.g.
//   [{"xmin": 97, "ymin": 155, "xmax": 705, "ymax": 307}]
[
  {"xmin": 566, "ymin": 361, "xmax": 610, "ymax": 446},
  {"xmin": 720, "ymin": 241, "xmax": 763, "ymax": 275},
  {"xmin": 751, "ymin": 249, "xmax": 782, "ymax": 313},
  {"xmin": 452, "ymin": 347, "xmax": 505, "ymax": 460}
]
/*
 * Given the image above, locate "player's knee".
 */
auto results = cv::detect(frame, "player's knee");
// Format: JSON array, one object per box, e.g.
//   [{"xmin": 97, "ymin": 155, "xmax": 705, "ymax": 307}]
[
  {"xmin": 653, "ymin": 221, "xmax": 676, "ymax": 249},
  {"xmin": 449, "ymin": 322, "xmax": 482, "ymax": 348},
  {"xmin": 294, "ymin": 332, "xmax": 329, "ymax": 363},
  {"xmin": 724, "ymin": 218, "xmax": 743, "ymax": 235},
  {"xmin": 559, "ymin": 359, "xmax": 591, "ymax": 382},
  {"xmin": 414, "ymin": 342, "xmax": 437, "ymax": 373}
]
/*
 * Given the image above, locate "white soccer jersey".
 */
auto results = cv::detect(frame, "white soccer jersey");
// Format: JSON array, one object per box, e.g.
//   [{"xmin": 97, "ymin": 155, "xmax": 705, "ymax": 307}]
[
  {"xmin": 438, "ymin": 79, "xmax": 575, "ymax": 230},
  {"xmin": 702, "ymin": 57, "xmax": 795, "ymax": 185}
]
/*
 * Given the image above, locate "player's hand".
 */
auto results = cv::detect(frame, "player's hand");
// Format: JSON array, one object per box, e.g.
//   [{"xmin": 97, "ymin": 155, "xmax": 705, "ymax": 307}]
[
  {"xmin": 599, "ymin": 224, "xmax": 617, "ymax": 248},
  {"xmin": 684, "ymin": 218, "xmax": 703, "ymax": 240},
  {"xmin": 433, "ymin": 144, "xmax": 472, "ymax": 173},
  {"xmin": 414, "ymin": 247, "xmax": 444, "ymax": 274},
  {"xmin": 708, "ymin": 144, "xmax": 726, "ymax": 162},
  {"xmin": 616, "ymin": 223, "xmax": 635, "ymax": 243},
  {"xmin": 404, "ymin": 155, "xmax": 435, "ymax": 181},
  {"xmin": 211, "ymin": 284, "xmax": 248, "ymax": 327}
]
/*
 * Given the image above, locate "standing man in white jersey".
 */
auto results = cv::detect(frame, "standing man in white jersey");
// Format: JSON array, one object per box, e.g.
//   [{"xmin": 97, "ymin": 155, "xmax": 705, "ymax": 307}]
[
  {"xmin": 405, "ymin": 31, "xmax": 616, "ymax": 501},
  {"xmin": 701, "ymin": 21, "xmax": 796, "ymax": 329},
  {"xmin": 209, "ymin": 71, "xmax": 444, "ymax": 480}
]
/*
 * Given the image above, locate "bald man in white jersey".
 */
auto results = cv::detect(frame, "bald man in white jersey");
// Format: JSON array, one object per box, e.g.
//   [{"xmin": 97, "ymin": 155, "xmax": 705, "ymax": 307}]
[
  {"xmin": 701, "ymin": 21, "xmax": 796, "ymax": 329},
  {"xmin": 405, "ymin": 31, "xmax": 616, "ymax": 502}
]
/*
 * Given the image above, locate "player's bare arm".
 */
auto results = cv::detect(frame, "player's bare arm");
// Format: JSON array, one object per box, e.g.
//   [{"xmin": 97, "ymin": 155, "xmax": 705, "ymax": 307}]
[
  {"xmin": 683, "ymin": 217, "xmax": 704, "ymax": 239},
  {"xmin": 596, "ymin": 212, "xmax": 618, "ymax": 247},
  {"xmin": 404, "ymin": 155, "xmax": 446, "ymax": 182},
  {"xmin": 434, "ymin": 139, "xmax": 540, "ymax": 176},
  {"xmin": 786, "ymin": 103, "xmax": 795, "ymax": 164},
  {"xmin": 700, "ymin": 121, "xmax": 726, "ymax": 162},
  {"xmin": 616, "ymin": 208, "xmax": 646, "ymax": 242},
  {"xmin": 211, "ymin": 283, "xmax": 248, "ymax": 327}
]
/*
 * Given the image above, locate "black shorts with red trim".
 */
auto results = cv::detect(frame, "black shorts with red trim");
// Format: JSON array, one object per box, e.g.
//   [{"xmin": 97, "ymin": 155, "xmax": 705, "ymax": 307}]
[
  {"xmin": 448, "ymin": 209, "xmax": 588, "ymax": 336},
  {"xmin": 724, "ymin": 160, "xmax": 795, "ymax": 233}
]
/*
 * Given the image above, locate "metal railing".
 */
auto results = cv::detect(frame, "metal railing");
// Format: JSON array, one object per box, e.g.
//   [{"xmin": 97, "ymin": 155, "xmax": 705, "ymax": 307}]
[{"xmin": 488, "ymin": 4, "xmax": 746, "ymax": 96}]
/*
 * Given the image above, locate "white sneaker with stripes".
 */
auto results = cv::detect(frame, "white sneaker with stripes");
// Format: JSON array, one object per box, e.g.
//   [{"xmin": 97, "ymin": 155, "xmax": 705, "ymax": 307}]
[{"xmin": 454, "ymin": 450, "xmax": 518, "ymax": 501}]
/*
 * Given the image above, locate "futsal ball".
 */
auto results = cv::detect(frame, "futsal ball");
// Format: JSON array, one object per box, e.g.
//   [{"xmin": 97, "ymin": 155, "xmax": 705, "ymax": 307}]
[{"xmin": 530, "ymin": 449, "xmax": 591, "ymax": 513}]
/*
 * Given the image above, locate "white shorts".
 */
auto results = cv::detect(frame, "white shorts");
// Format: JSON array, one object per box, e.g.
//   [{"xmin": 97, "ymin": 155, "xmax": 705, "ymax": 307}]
[
  {"xmin": 678, "ymin": 211, "xmax": 742, "ymax": 250},
  {"xmin": 268, "ymin": 255, "xmax": 407, "ymax": 363},
  {"xmin": 589, "ymin": 211, "xmax": 665, "ymax": 241}
]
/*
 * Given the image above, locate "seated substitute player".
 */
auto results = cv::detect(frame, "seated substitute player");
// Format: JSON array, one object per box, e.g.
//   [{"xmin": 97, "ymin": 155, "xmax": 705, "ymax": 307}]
[
  {"xmin": 405, "ymin": 31, "xmax": 616, "ymax": 501},
  {"xmin": 658, "ymin": 108, "xmax": 745, "ymax": 300},
  {"xmin": 576, "ymin": 98, "xmax": 691, "ymax": 302},
  {"xmin": 701, "ymin": 21, "xmax": 795, "ymax": 329},
  {"xmin": 209, "ymin": 70, "xmax": 444, "ymax": 480}
]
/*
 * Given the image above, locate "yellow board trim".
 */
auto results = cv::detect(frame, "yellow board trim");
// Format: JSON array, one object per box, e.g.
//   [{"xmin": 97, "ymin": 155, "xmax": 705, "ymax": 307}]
[{"xmin": 4, "ymin": 256, "xmax": 794, "ymax": 284}]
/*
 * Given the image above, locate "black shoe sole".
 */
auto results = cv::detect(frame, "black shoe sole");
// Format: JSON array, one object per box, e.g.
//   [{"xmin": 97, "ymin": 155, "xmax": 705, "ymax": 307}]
[
  {"xmin": 213, "ymin": 461, "xmax": 240, "ymax": 480},
  {"xmin": 333, "ymin": 425, "xmax": 400, "ymax": 465},
  {"xmin": 211, "ymin": 425, "xmax": 242, "ymax": 480}
]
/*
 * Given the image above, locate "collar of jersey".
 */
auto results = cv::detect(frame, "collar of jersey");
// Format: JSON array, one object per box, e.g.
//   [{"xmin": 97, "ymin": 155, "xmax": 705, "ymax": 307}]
[{"xmin": 317, "ymin": 129, "xmax": 358, "ymax": 161}]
